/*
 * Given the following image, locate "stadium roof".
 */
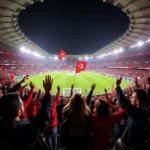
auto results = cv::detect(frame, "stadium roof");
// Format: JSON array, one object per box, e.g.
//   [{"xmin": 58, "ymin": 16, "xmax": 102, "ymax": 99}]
[
  {"xmin": 94, "ymin": 0, "xmax": 150, "ymax": 56},
  {"xmin": 0, "ymin": 0, "xmax": 150, "ymax": 58}
]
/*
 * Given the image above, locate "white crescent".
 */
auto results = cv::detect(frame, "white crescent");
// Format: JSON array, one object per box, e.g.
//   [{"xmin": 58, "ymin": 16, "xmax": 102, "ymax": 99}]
[{"xmin": 78, "ymin": 64, "xmax": 83, "ymax": 69}]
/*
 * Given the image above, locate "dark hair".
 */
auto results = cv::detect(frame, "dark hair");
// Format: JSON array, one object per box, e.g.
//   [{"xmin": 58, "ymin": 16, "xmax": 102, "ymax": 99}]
[
  {"xmin": 91, "ymin": 100, "xmax": 95, "ymax": 106},
  {"xmin": 0, "ymin": 93, "xmax": 21, "ymax": 121},
  {"xmin": 134, "ymin": 89, "xmax": 147, "ymax": 106},
  {"xmin": 147, "ymin": 77, "xmax": 150, "ymax": 83},
  {"xmin": 94, "ymin": 99, "xmax": 110, "ymax": 118}
]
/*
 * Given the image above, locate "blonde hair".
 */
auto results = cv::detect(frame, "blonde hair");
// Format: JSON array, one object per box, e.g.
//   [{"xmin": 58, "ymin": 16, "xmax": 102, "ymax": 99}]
[{"xmin": 62, "ymin": 94, "xmax": 91, "ymax": 136}]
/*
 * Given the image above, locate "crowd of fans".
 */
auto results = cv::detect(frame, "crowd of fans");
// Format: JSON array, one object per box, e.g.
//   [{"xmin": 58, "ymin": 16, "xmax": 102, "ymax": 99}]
[
  {"xmin": 0, "ymin": 51, "xmax": 150, "ymax": 150},
  {"xmin": 0, "ymin": 70, "xmax": 150, "ymax": 150}
]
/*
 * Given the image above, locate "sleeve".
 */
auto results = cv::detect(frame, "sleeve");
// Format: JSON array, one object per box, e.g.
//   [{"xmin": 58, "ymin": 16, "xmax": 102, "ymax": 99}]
[
  {"xmin": 86, "ymin": 90, "xmax": 93, "ymax": 106},
  {"xmin": 29, "ymin": 99, "xmax": 41, "ymax": 107},
  {"xmin": 115, "ymin": 86, "xmax": 137, "ymax": 118},
  {"xmin": 105, "ymin": 93, "xmax": 116, "ymax": 110},
  {"xmin": 53, "ymin": 92, "xmax": 60, "ymax": 108},
  {"xmin": 8, "ymin": 83, "xmax": 21, "ymax": 93},
  {"xmin": 24, "ymin": 93, "xmax": 52, "ymax": 133},
  {"xmin": 111, "ymin": 110, "xmax": 126, "ymax": 124},
  {"xmin": 23, "ymin": 89, "xmax": 34, "ymax": 108}
]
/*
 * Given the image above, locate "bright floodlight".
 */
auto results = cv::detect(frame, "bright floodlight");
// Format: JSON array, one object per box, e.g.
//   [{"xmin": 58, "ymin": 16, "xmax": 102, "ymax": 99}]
[
  {"xmin": 137, "ymin": 41, "xmax": 144, "ymax": 47},
  {"xmin": 114, "ymin": 50, "xmax": 118, "ymax": 54},
  {"xmin": 119, "ymin": 48, "xmax": 123, "ymax": 52},
  {"xmin": 146, "ymin": 39, "xmax": 150, "ymax": 43},
  {"xmin": 26, "ymin": 49, "xmax": 31, "ymax": 54},
  {"xmin": 109, "ymin": 52, "xmax": 112, "ymax": 55},
  {"xmin": 20, "ymin": 47, "xmax": 25, "ymax": 51},
  {"xmin": 85, "ymin": 56, "xmax": 89, "ymax": 60},
  {"xmin": 33, "ymin": 52, "xmax": 40, "ymax": 57},
  {"xmin": 54, "ymin": 56, "xmax": 58, "ymax": 60}
]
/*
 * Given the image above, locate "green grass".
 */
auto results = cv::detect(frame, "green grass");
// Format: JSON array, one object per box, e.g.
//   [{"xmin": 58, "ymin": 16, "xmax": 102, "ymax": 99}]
[{"xmin": 20, "ymin": 72, "xmax": 132, "ymax": 96}]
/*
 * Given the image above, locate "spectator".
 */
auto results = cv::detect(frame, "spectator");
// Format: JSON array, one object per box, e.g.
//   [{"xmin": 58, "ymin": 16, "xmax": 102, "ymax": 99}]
[
  {"xmin": 91, "ymin": 98, "xmax": 125, "ymax": 150},
  {"xmin": 114, "ymin": 77, "xmax": 150, "ymax": 150},
  {"xmin": 60, "ymin": 93, "xmax": 91, "ymax": 150},
  {"xmin": 0, "ymin": 75, "xmax": 53, "ymax": 150},
  {"xmin": 46, "ymin": 86, "xmax": 60, "ymax": 150}
]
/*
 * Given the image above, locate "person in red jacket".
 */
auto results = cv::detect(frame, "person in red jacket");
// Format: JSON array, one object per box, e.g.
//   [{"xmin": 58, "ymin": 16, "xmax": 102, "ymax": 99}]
[
  {"xmin": 22, "ymin": 81, "xmax": 35, "ymax": 120},
  {"xmin": 91, "ymin": 97, "xmax": 126, "ymax": 150},
  {"xmin": 46, "ymin": 86, "xmax": 60, "ymax": 150},
  {"xmin": 26, "ymin": 89, "xmax": 42, "ymax": 120}
]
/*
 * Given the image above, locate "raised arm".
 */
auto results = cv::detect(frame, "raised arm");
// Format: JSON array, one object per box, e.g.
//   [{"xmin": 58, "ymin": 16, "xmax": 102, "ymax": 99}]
[
  {"xmin": 26, "ymin": 75, "xmax": 53, "ymax": 133},
  {"xmin": 115, "ymin": 77, "xmax": 136, "ymax": 117},
  {"xmin": 70, "ymin": 84, "xmax": 74, "ymax": 98},
  {"xmin": 8, "ymin": 75, "xmax": 29, "ymax": 93},
  {"xmin": 53, "ymin": 86, "xmax": 60, "ymax": 106},
  {"xmin": 23, "ymin": 81, "xmax": 35, "ymax": 108},
  {"xmin": 86, "ymin": 84, "xmax": 96, "ymax": 106},
  {"xmin": 104, "ymin": 88, "xmax": 116, "ymax": 110}
]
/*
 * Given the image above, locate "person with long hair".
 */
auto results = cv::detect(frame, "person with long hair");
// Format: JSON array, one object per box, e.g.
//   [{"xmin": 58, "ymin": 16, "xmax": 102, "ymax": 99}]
[{"xmin": 60, "ymin": 84, "xmax": 96, "ymax": 150}]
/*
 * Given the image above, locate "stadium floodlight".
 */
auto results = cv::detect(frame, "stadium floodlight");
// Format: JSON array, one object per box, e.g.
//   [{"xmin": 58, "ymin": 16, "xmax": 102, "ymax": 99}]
[
  {"xmin": 109, "ymin": 52, "xmax": 112, "ymax": 55},
  {"xmin": 26, "ymin": 49, "xmax": 31, "ymax": 54},
  {"xmin": 114, "ymin": 50, "xmax": 118, "ymax": 54},
  {"xmin": 85, "ymin": 56, "xmax": 89, "ymax": 60},
  {"xmin": 119, "ymin": 48, "xmax": 123, "ymax": 52},
  {"xmin": 33, "ymin": 52, "xmax": 40, "ymax": 57},
  {"xmin": 146, "ymin": 39, "xmax": 150, "ymax": 43},
  {"xmin": 20, "ymin": 46, "xmax": 25, "ymax": 51},
  {"xmin": 137, "ymin": 41, "xmax": 144, "ymax": 47},
  {"xmin": 54, "ymin": 56, "xmax": 58, "ymax": 60}
]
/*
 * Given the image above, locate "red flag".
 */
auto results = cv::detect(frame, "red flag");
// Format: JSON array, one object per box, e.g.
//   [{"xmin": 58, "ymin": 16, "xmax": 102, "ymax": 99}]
[
  {"xmin": 128, "ymin": 64, "xmax": 131, "ymax": 70},
  {"xmin": 58, "ymin": 49, "xmax": 66, "ymax": 60},
  {"xmin": 76, "ymin": 61, "xmax": 87, "ymax": 73}
]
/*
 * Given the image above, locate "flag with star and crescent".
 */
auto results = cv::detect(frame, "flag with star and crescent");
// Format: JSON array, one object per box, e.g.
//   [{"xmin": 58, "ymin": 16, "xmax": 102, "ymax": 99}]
[
  {"xmin": 58, "ymin": 49, "xmax": 66, "ymax": 60},
  {"xmin": 76, "ymin": 61, "xmax": 87, "ymax": 73}
]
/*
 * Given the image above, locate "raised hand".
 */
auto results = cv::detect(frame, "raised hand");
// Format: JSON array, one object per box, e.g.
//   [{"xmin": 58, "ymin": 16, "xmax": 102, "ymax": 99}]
[
  {"xmin": 29, "ymin": 81, "xmax": 35, "ymax": 90},
  {"xmin": 43, "ymin": 75, "xmax": 53, "ymax": 94},
  {"xmin": 104, "ymin": 88, "xmax": 107, "ymax": 93},
  {"xmin": 71, "ymin": 84, "xmax": 74, "ymax": 89},
  {"xmin": 116, "ymin": 77, "xmax": 122, "ymax": 86},
  {"xmin": 57, "ymin": 85, "xmax": 60, "ymax": 92},
  {"xmin": 91, "ymin": 83, "xmax": 96, "ymax": 90},
  {"xmin": 20, "ymin": 75, "xmax": 29, "ymax": 84}
]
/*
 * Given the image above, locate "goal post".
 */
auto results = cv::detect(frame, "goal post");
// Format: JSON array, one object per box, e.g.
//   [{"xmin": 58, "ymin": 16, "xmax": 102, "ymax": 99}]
[{"xmin": 63, "ymin": 88, "xmax": 82, "ymax": 97}]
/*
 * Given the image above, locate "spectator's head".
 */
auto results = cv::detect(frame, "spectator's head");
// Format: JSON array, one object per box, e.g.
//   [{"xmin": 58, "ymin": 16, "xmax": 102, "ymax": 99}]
[
  {"xmin": 94, "ymin": 99, "xmax": 110, "ymax": 118},
  {"xmin": 0, "ymin": 93, "xmax": 24, "ymax": 121},
  {"xmin": 130, "ymin": 89, "xmax": 147, "ymax": 107},
  {"xmin": 63, "ymin": 93, "xmax": 90, "ymax": 116},
  {"xmin": 63, "ymin": 93, "xmax": 91, "ymax": 136},
  {"xmin": 91, "ymin": 100, "xmax": 95, "ymax": 106}
]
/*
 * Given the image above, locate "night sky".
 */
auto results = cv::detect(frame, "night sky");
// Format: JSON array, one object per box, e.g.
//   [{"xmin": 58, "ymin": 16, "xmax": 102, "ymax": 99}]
[{"xmin": 19, "ymin": 0, "xmax": 129, "ymax": 55}]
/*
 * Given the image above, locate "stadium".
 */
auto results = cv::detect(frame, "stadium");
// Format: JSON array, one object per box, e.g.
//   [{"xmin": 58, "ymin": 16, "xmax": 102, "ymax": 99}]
[{"xmin": 0, "ymin": 0, "xmax": 150, "ymax": 150}]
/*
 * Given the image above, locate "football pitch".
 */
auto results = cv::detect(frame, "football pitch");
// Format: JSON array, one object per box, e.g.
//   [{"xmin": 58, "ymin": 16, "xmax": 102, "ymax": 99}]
[{"xmin": 24, "ymin": 72, "xmax": 132, "ymax": 96}]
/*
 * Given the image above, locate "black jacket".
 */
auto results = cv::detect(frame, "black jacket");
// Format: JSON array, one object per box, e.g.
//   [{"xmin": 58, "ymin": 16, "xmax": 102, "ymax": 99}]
[
  {"xmin": 0, "ymin": 93, "xmax": 52, "ymax": 150},
  {"xmin": 115, "ymin": 86, "xmax": 150, "ymax": 148}
]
